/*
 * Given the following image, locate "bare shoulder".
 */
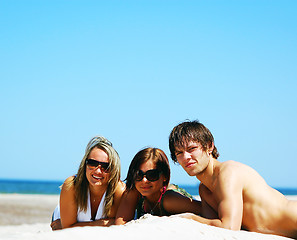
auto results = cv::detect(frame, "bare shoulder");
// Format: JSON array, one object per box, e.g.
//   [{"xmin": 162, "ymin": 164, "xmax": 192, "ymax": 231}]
[
  {"xmin": 219, "ymin": 160, "xmax": 254, "ymax": 176},
  {"xmin": 218, "ymin": 160, "xmax": 267, "ymax": 193},
  {"xmin": 117, "ymin": 180, "xmax": 126, "ymax": 190},
  {"xmin": 222, "ymin": 160, "xmax": 262, "ymax": 177},
  {"xmin": 123, "ymin": 188, "xmax": 141, "ymax": 201},
  {"xmin": 162, "ymin": 189, "xmax": 202, "ymax": 215},
  {"xmin": 162, "ymin": 190, "xmax": 184, "ymax": 208},
  {"xmin": 219, "ymin": 160, "xmax": 247, "ymax": 177},
  {"xmin": 64, "ymin": 176, "xmax": 75, "ymax": 183},
  {"xmin": 61, "ymin": 176, "xmax": 75, "ymax": 192},
  {"xmin": 114, "ymin": 180, "xmax": 126, "ymax": 197},
  {"xmin": 215, "ymin": 161, "xmax": 252, "ymax": 191},
  {"xmin": 60, "ymin": 176, "xmax": 75, "ymax": 208},
  {"xmin": 163, "ymin": 188, "xmax": 196, "ymax": 205},
  {"xmin": 163, "ymin": 188, "xmax": 183, "ymax": 199},
  {"xmin": 221, "ymin": 160, "xmax": 246, "ymax": 168}
]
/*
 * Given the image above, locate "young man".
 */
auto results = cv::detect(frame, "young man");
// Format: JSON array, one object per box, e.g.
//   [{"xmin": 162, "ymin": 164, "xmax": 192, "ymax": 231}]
[{"xmin": 169, "ymin": 120, "xmax": 297, "ymax": 239}]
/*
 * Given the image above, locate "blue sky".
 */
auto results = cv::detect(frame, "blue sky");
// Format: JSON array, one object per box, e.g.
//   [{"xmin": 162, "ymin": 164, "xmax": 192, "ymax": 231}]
[{"xmin": 1, "ymin": 1, "xmax": 296, "ymax": 188}]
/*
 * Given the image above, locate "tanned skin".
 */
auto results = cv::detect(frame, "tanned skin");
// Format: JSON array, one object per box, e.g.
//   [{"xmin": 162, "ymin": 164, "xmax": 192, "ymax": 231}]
[{"xmin": 173, "ymin": 140, "xmax": 297, "ymax": 239}]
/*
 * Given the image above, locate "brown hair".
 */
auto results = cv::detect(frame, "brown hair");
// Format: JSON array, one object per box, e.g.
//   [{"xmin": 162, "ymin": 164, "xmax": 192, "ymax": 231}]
[
  {"xmin": 169, "ymin": 120, "xmax": 219, "ymax": 162},
  {"xmin": 125, "ymin": 147, "xmax": 170, "ymax": 190}
]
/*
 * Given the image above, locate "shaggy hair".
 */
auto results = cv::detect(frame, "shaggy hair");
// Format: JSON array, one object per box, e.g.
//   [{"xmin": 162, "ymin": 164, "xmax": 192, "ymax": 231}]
[{"xmin": 169, "ymin": 120, "xmax": 219, "ymax": 162}]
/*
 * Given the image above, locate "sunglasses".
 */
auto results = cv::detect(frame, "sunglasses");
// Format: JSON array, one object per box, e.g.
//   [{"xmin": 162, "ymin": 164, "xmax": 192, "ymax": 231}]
[
  {"xmin": 86, "ymin": 159, "xmax": 110, "ymax": 172},
  {"xmin": 135, "ymin": 169, "xmax": 161, "ymax": 182}
]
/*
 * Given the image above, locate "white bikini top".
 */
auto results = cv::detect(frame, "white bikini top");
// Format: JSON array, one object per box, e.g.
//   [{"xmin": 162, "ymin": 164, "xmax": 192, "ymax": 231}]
[
  {"xmin": 52, "ymin": 190, "xmax": 106, "ymax": 222},
  {"xmin": 77, "ymin": 190, "xmax": 106, "ymax": 221}
]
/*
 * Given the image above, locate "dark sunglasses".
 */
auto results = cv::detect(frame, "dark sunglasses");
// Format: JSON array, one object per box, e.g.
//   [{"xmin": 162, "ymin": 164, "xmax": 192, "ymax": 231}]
[
  {"xmin": 86, "ymin": 159, "xmax": 110, "ymax": 172},
  {"xmin": 135, "ymin": 169, "xmax": 161, "ymax": 182}
]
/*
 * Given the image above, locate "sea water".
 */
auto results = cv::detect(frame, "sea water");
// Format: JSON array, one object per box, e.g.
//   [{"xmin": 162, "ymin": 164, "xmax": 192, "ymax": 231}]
[
  {"xmin": 0, "ymin": 179, "xmax": 63, "ymax": 195},
  {"xmin": 0, "ymin": 179, "xmax": 296, "ymax": 196}
]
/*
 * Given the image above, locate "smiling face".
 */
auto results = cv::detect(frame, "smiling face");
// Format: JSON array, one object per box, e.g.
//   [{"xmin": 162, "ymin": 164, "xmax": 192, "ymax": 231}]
[
  {"xmin": 85, "ymin": 147, "xmax": 110, "ymax": 188},
  {"xmin": 175, "ymin": 141, "xmax": 210, "ymax": 176},
  {"xmin": 134, "ymin": 159, "xmax": 166, "ymax": 199}
]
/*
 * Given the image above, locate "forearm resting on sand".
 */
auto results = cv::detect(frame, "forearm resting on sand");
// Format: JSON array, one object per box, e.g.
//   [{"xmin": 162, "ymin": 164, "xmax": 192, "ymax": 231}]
[
  {"xmin": 55, "ymin": 218, "xmax": 115, "ymax": 230},
  {"xmin": 173, "ymin": 213, "xmax": 239, "ymax": 230},
  {"xmin": 69, "ymin": 218, "xmax": 115, "ymax": 227}
]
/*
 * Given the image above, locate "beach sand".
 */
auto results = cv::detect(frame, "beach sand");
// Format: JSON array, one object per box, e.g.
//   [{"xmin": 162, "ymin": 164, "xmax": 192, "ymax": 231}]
[
  {"xmin": 0, "ymin": 194, "xmax": 59, "ymax": 225},
  {"xmin": 0, "ymin": 194, "xmax": 296, "ymax": 240}
]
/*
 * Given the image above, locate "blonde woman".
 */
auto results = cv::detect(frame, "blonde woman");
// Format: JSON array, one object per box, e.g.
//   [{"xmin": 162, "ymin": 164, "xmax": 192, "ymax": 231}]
[{"xmin": 51, "ymin": 136, "xmax": 125, "ymax": 230}]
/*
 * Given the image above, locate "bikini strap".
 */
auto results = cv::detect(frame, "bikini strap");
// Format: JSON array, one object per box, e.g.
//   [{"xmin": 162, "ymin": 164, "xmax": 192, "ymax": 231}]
[
  {"xmin": 143, "ymin": 186, "xmax": 167, "ymax": 213},
  {"xmin": 157, "ymin": 186, "xmax": 167, "ymax": 203}
]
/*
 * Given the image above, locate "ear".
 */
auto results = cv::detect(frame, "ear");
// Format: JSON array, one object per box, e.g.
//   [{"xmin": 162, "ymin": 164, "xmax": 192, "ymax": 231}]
[
  {"xmin": 161, "ymin": 186, "xmax": 167, "ymax": 193},
  {"xmin": 207, "ymin": 142, "xmax": 214, "ymax": 155},
  {"xmin": 162, "ymin": 177, "xmax": 168, "ymax": 187}
]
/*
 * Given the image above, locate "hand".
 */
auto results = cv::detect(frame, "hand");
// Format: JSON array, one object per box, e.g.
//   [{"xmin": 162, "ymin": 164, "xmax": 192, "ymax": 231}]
[
  {"xmin": 51, "ymin": 219, "xmax": 62, "ymax": 231},
  {"xmin": 170, "ymin": 213, "xmax": 196, "ymax": 220}
]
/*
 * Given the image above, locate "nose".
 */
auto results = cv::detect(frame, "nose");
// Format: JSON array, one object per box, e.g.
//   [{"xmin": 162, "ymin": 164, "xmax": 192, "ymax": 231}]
[
  {"xmin": 141, "ymin": 176, "xmax": 149, "ymax": 182},
  {"xmin": 94, "ymin": 166, "xmax": 103, "ymax": 174},
  {"xmin": 178, "ymin": 151, "xmax": 191, "ymax": 162},
  {"xmin": 185, "ymin": 151, "xmax": 191, "ymax": 159}
]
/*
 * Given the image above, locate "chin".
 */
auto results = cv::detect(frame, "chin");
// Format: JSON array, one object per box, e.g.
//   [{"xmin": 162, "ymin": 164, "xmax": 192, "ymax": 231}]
[
  {"xmin": 188, "ymin": 172, "xmax": 196, "ymax": 177},
  {"xmin": 91, "ymin": 180, "xmax": 107, "ymax": 187},
  {"xmin": 93, "ymin": 181, "xmax": 103, "ymax": 185},
  {"xmin": 138, "ymin": 190, "xmax": 151, "ymax": 196},
  {"xmin": 185, "ymin": 169, "xmax": 198, "ymax": 176}
]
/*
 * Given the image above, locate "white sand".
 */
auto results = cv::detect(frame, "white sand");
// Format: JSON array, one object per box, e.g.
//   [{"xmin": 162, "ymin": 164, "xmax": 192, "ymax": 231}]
[
  {"xmin": 0, "ymin": 215, "xmax": 293, "ymax": 240},
  {"xmin": 0, "ymin": 194, "xmax": 296, "ymax": 240},
  {"xmin": 0, "ymin": 194, "xmax": 59, "ymax": 225}
]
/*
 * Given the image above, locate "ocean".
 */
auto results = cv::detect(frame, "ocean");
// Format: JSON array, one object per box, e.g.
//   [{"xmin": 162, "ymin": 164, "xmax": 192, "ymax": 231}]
[
  {"xmin": 0, "ymin": 179, "xmax": 63, "ymax": 195},
  {"xmin": 0, "ymin": 179, "xmax": 296, "ymax": 196}
]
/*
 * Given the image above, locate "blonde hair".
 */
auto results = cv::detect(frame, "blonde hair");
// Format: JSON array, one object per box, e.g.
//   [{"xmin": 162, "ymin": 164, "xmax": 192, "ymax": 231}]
[{"xmin": 65, "ymin": 136, "xmax": 121, "ymax": 217}]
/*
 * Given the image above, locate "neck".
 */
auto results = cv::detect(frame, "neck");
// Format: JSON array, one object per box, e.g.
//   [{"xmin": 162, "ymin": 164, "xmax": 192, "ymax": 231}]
[
  {"xmin": 196, "ymin": 158, "xmax": 220, "ymax": 190},
  {"xmin": 145, "ymin": 191, "xmax": 161, "ymax": 204},
  {"xmin": 144, "ymin": 190, "xmax": 165, "ymax": 214},
  {"xmin": 145, "ymin": 185, "xmax": 166, "ymax": 204},
  {"xmin": 89, "ymin": 184, "xmax": 107, "ymax": 197}
]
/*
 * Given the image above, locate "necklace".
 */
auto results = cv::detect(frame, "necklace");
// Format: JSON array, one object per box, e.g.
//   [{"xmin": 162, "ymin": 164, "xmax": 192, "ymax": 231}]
[
  {"xmin": 145, "ymin": 199, "xmax": 160, "ymax": 215},
  {"xmin": 143, "ymin": 186, "xmax": 167, "ymax": 215}
]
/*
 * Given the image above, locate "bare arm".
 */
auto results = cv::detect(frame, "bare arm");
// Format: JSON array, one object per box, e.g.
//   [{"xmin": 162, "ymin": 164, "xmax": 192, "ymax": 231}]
[
  {"xmin": 115, "ymin": 189, "xmax": 140, "ymax": 225},
  {"xmin": 199, "ymin": 183, "xmax": 219, "ymax": 219},
  {"xmin": 175, "ymin": 168, "xmax": 244, "ymax": 230},
  {"xmin": 67, "ymin": 218, "xmax": 115, "ymax": 227},
  {"xmin": 215, "ymin": 181, "xmax": 243, "ymax": 230},
  {"xmin": 182, "ymin": 193, "xmax": 243, "ymax": 230},
  {"xmin": 108, "ymin": 180, "xmax": 126, "ymax": 218},
  {"xmin": 60, "ymin": 176, "xmax": 79, "ymax": 229},
  {"xmin": 162, "ymin": 190, "xmax": 202, "ymax": 215}
]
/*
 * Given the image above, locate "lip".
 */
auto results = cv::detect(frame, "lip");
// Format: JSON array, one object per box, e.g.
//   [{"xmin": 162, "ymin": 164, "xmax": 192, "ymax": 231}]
[
  {"xmin": 92, "ymin": 174, "xmax": 103, "ymax": 180},
  {"xmin": 185, "ymin": 162, "xmax": 196, "ymax": 168},
  {"xmin": 140, "ymin": 185, "xmax": 152, "ymax": 190}
]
